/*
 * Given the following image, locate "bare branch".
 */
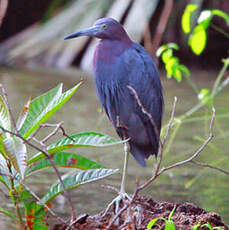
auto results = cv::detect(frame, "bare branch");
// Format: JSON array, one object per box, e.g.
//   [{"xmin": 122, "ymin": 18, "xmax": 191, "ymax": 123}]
[
  {"xmin": 162, "ymin": 96, "xmax": 177, "ymax": 144},
  {"xmin": 191, "ymin": 160, "xmax": 229, "ymax": 175},
  {"xmin": 158, "ymin": 107, "xmax": 215, "ymax": 175}
]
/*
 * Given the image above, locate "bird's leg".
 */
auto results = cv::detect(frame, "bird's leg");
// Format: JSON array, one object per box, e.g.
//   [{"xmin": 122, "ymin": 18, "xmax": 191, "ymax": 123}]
[
  {"xmin": 102, "ymin": 142, "xmax": 131, "ymax": 218},
  {"xmin": 120, "ymin": 142, "xmax": 130, "ymax": 194}
]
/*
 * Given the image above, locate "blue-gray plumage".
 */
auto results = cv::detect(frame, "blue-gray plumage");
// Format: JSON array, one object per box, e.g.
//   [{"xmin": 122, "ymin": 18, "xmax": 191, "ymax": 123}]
[{"xmin": 65, "ymin": 18, "xmax": 163, "ymax": 168}]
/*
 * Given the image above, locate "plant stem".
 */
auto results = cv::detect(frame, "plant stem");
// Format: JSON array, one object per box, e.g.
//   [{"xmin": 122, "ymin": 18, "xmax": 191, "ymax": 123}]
[
  {"xmin": 184, "ymin": 75, "xmax": 199, "ymax": 95},
  {"xmin": 210, "ymin": 23, "xmax": 229, "ymax": 39},
  {"xmin": 212, "ymin": 56, "xmax": 229, "ymax": 97},
  {"xmin": 8, "ymin": 163, "xmax": 24, "ymax": 229}
]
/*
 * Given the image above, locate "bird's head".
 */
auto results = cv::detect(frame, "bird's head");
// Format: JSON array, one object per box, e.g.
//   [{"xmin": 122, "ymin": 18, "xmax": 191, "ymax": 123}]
[{"xmin": 64, "ymin": 17, "xmax": 130, "ymax": 41}]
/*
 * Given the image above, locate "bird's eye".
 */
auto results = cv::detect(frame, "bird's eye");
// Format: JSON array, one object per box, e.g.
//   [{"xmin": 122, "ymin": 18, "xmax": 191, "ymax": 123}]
[{"xmin": 102, "ymin": 24, "xmax": 107, "ymax": 30}]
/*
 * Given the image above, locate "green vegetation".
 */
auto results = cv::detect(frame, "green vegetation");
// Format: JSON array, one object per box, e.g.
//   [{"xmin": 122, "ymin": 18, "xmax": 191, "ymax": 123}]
[
  {"xmin": 147, "ymin": 205, "xmax": 176, "ymax": 230},
  {"xmin": 0, "ymin": 82, "xmax": 121, "ymax": 229}
]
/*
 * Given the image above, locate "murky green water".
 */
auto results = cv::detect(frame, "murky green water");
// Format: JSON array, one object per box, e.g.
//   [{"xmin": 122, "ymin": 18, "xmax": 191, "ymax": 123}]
[{"xmin": 0, "ymin": 67, "xmax": 228, "ymax": 227}]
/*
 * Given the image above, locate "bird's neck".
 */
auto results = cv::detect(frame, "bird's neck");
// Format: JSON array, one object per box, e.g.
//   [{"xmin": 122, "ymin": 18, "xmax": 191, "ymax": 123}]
[{"xmin": 93, "ymin": 39, "xmax": 132, "ymax": 66}]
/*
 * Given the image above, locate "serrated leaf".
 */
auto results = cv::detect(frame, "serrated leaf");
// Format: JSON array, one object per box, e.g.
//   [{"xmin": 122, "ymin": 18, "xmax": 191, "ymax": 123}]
[
  {"xmin": 212, "ymin": 9, "xmax": 229, "ymax": 25},
  {"xmin": 188, "ymin": 24, "xmax": 207, "ymax": 55},
  {"xmin": 0, "ymin": 96, "xmax": 11, "ymax": 135},
  {"xmin": 16, "ymin": 97, "xmax": 31, "ymax": 131},
  {"xmin": 27, "ymin": 132, "xmax": 123, "ymax": 165},
  {"xmin": 181, "ymin": 4, "xmax": 198, "ymax": 33},
  {"xmin": 3, "ymin": 136, "xmax": 27, "ymax": 179},
  {"xmin": 26, "ymin": 152, "xmax": 105, "ymax": 175},
  {"xmin": 20, "ymin": 82, "xmax": 81, "ymax": 139},
  {"xmin": 24, "ymin": 200, "xmax": 48, "ymax": 230},
  {"xmin": 0, "ymin": 207, "xmax": 15, "ymax": 220},
  {"xmin": 41, "ymin": 168, "xmax": 119, "ymax": 203},
  {"xmin": 19, "ymin": 84, "xmax": 62, "ymax": 137}
]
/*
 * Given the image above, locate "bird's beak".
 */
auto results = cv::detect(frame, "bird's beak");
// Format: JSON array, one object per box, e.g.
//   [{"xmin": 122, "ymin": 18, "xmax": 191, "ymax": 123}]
[{"xmin": 64, "ymin": 25, "xmax": 102, "ymax": 40}]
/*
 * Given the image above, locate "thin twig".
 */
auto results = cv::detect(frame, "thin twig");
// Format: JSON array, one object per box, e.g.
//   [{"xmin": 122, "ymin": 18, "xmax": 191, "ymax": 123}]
[
  {"xmin": 41, "ymin": 122, "xmax": 64, "ymax": 143},
  {"xmin": 162, "ymin": 97, "xmax": 177, "ymax": 144},
  {"xmin": 191, "ymin": 160, "xmax": 229, "ymax": 175}
]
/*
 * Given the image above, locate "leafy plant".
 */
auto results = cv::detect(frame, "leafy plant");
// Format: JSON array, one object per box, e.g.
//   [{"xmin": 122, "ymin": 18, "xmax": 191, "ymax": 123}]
[
  {"xmin": 182, "ymin": 4, "xmax": 229, "ymax": 55},
  {"xmin": 0, "ymin": 83, "xmax": 121, "ymax": 229},
  {"xmin": 192, "ymin": 222, "xmax": 223, "ymax": 230},
  {"xmin": 147, "ymin": 205, "xmax": 176, "ymax": 229}
]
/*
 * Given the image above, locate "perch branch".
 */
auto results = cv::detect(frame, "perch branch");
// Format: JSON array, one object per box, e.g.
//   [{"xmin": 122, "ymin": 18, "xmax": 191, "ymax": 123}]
[{"xmin": 191, "ymin": 160, "xmax": 229, "ymax": 175}]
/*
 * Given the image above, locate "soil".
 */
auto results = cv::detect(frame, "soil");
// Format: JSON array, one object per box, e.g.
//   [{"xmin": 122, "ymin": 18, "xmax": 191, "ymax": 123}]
[{"xmin": 52, "ymin": 195, "xmax": 228, "ymax": 230}]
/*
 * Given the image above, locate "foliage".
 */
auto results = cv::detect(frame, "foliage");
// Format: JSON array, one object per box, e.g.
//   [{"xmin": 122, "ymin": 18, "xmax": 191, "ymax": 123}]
[
  {"xmin": 147, "ymin": 205, "xmax": 176, "ymax": 229},
  {"xmin": 192, "ymin": 222, "xmax": 223, "ymax": 230},
  {"xmin": 182, "ymin": 4, "xmax": 229, "ymax": 55},
  {"xmin": 158, "ymin": 3, "xmax": 229, "ymax": 219},
  {"xmin": 156, "ymin": 43, "xmax": 190, "ymax": 82},
  {"xmin": 0, "ymin": 83, "xmax": 121, "ymax": 229}
]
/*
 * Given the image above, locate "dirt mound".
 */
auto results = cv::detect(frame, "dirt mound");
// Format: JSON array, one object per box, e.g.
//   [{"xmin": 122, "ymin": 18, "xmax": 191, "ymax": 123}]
[{"xmin": 53, "ymin": 195, "xmax": 228, "ymax": 230}]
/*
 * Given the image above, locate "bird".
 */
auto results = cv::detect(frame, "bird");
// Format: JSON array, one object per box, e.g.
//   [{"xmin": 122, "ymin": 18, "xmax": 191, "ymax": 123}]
[{"xmin": 64, "ymin": 17, "xmax": 163, "ymax": 211}]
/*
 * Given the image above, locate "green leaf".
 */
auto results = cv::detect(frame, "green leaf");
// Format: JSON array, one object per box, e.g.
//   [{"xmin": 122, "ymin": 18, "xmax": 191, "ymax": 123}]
[
  {"xmin": 198, "ymin": 10, "xmax": 212, "ymax": 27},
  {"xmin": 16, "ymin": 97, "xmax": 31, "ymax": 131},
  {"xmin": 41, "ymin": 168, "xmax": 119, "ymax": 203},
  {"xmin": 168, "ymin": 205, "xmax": 176, "ymax": 220},
  {"xmin": 165, "ymin": 220, "xmax": 176, "ymax": 230},
  {"xmin": 0, "ymin": 207, "xmax": 15, "ymax": 220},
  {"xmin": 212, "ymin": 9, "xmax": 229, "ymax": 25},
  {"xmin": 201, "ymin": 223, "xmax": 213, "ymax": 230},
  {"xmin": 165, "ymin": 57, "xmax": 179, "ymax": 77},
  {"xmin": 0, "ymin": 96, "xmax": 11, "ymax": 135},
  {"xmin": 174, "ymin": 68, "xmax": 182, "ymax": 82},
  {"xmin": 162, "ymin": 49, "xmax": 173, "ymax": 63},
  {"xmin": 147, "ymin": 217, "xmax": 166, "ymax": 229},
  {"xmin": 188, "ymin": 24, "xmax": 207, "ymax": 55},
  {"xmin": 198, "ymin": 88, "xmax": 211, "ymax": 104},
  {"xmin": 181, "ymin": 4, "xmax": 198, "ymax": 34},
  {"xmin": 192, "ymin": 223, "xmax": 201, "ymax": 230},
  {"xmin": 20, "ymin": 82, "xmax": 82, "ymax": 138},
  {"xmin": 178, "ymin": 65, "xmax": 190, "ymax": 77},
  {"xmin": 156, "ymin": 43, "xmax": 179, "ymax": 57},
  {"xmin": 3, "ymin": 136, "xmax": 27, "ymax": 179},
  {"xmin": 0, "ymin": 167, "xmax": 11, "ymax": 189},
  {"xmin": 24, "ymin": 200, "xmax": 48, "ymax": 230},
  {"xmin": 26, "ymin": 152, "xmax": 105, "ymax": 175},
  {"xmin": 19, "ymin": 84, "xmax": 62, "ymax": 137},
  {"xmin": 27, "ymin": 132, "xmax": 122, "ymax": 165}
]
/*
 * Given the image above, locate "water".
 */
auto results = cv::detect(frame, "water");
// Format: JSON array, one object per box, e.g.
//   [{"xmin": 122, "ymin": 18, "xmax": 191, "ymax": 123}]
[{"xmin": 0, "ymin": 67, "xmax": 228, "ymax": 227}]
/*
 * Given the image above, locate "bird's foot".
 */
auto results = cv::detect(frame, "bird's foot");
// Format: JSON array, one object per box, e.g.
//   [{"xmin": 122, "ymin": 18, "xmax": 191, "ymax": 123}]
[{"xmin": 102, "ymin": 192, "xmax": 131, "ymax": 218}]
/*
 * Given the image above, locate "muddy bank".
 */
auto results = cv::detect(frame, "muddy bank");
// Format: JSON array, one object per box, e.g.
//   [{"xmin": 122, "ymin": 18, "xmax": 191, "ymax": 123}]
[{"xmin": 53, "ymin": 195, "xmax": 228, "ymax": 230}]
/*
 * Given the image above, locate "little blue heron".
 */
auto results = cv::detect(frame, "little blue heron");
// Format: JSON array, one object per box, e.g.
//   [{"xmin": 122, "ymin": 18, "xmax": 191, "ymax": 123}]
[{"xmin": 65, "ymin": 17, "xmax": 163, "ymax": 212}]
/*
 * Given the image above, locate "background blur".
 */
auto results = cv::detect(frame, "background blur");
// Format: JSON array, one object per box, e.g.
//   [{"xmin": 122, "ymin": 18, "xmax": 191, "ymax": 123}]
[{"xmin": 0, "ymin": 0, "xmax": 228, "ymax": 227}]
